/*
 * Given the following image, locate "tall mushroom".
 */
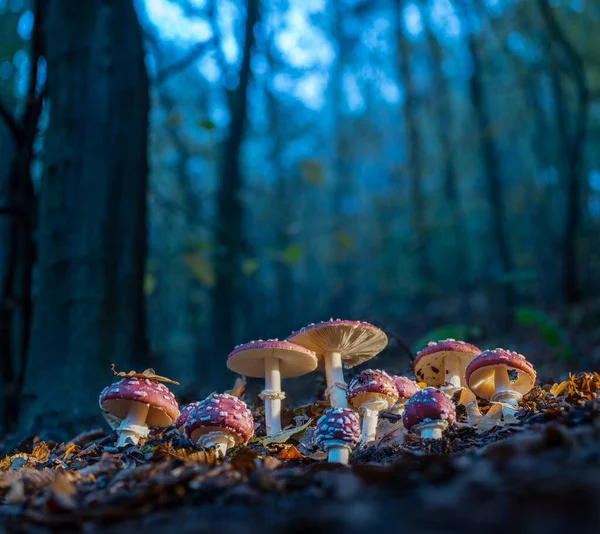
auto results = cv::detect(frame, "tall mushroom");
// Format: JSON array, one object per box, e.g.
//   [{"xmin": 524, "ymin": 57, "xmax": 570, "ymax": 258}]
[
  {"xmin": 347, "ymin": 369, "xmax": 398, "ymax": 443},
  {"xmin": 99, "ymin": 369, "xmax": 180, "ymax": 447},
  {"xmin": 184, "ymin": 393, "xmax": 254, "ymax": 456},
  {"xmin": 413, "ymin": 339, "xmax": 481, "ymax": 393},
  {"xmin": 402, "ymin": 387, "xmax": 455, "ymax": 439},
  {"xmin": 287, "ymin": 319, "xmax": 388, "ymax": 408},
  {"xmin": 315, "ymin": 408, "xmax": 361, "ymax": 464},
  {"xmin": 227, "ymin": 339, "xmax": 317, "ymax": 436},
  {"xmin": 388, "ymin": 376, "xmax": 420, "ymax": 415},
  {"xmin": 465, "ymin": 348, "xmax": 536, "ymax": 417}
]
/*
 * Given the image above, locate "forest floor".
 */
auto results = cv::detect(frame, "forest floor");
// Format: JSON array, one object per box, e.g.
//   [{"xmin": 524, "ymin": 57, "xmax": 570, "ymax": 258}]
[{"xmin": 0, "ymin": 373, "xmax": 599, "ymax": 534}]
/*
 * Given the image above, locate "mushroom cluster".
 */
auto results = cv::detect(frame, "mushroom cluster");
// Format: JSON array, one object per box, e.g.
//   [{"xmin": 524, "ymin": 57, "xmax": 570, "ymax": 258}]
[{"xmin": 97, "ymin": 329, "xmax": 536, "ymax": 465}]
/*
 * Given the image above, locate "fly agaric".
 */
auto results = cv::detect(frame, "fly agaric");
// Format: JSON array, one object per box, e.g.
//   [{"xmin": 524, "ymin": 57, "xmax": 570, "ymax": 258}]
[
  {"xmin": 315, "ymin": 408, "xmax": 361, "ymax": 464},
  {"xmin": 176, "ymin": 402, "xmax": 201, "ymax": 433},
  {"xmin": 287, "ymin": 319, "xmax": 388, "ymax": 409},
  {"xmin": 347, "ymin": 369, "xmax": 398, "ymax": 443},
  {"xmin": 227, "ymin": 339, "xmax": 317, "ymax": 436},
  {"xmin": 465, "ymin": 348, "xmax": 536, "ymax": 417},
  {"xmin": 184, "ymin": 393, "xmax": 254, "ymax": 456},
  {"xmin": 388, "ymin": 376, "xmax": 421, "ymax": 415},
  {"xmin": 413, "ymin": 339, "xmax": 481, "ymax": 393},
  {"xmin": 402, "ymin": 387, "xmax": 455, "ymax": 439},
  {"xmin": 99, "ymin": 369, "xmax": 180, "ymax": 447}
]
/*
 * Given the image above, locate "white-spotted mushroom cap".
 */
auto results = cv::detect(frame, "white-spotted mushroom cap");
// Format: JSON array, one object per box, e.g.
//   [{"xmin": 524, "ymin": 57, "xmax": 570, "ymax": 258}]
[
  {"xmin": 176, "ymin": 402, "xmax": 201, "ymax": 432},
  {"xmin": 227, "ymin": 339, "xmax": 317, "ymax": 378},
  {"xmin": 315, "ymin": 408, "xmax": 361, "ymax": 450},
  {"xmin": 184, "ymin": 393, "xmax": 254, "ymax": 445},
  {"xmin": 402, "ymin": 387, "xmax": 456, "ymax": 431},
  {"xmin": 347, "ymin": 369, "xmax": 399, "ymax": 409},
  {"xmin": 99, "ymin": 377, "xmax": 180, "ymax": 429},
  {"xmin": 465, "ymin": 348, "xmax": 536, "ymax": 400},
  {"xmin": 392, "ymin": 376, "xmax": 421, "ymax": 403},
  {"xmin": 412, "ymin": 339, "xmax": 481, "ymax": 387},
  {"xmin": 286, "ymin": 319, "xmax": 388, "ymax": 370}
]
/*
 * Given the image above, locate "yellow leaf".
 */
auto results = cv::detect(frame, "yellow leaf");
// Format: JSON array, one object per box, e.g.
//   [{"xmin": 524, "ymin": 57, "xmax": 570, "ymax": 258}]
[
  {"xmin": 279, "ymin": 445, "xmax": 306, "ymax": 460},
  {"xmin": 241, "ymin": 258, "xmax": 259, "ymax": 277},
  {"xmin": 184, "ymin": 253, "xmax": 215, "ymax": 287},
  {"xmin": 300, "ymin": 160, "xmax": 325, "ymax": 186}
]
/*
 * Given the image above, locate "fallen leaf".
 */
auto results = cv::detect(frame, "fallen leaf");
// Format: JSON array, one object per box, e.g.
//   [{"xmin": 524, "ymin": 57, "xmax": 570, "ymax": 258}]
[
  {"xmin": 262, "ymin": 419, "xmax": 312, "ymax": 446},
  {"xmin": 111, "ymin": 364, "xmax": 179, "ymax": 385},
  {"xmin": 279, "ymin": 446, "xmax": 305, "ymax": 460}
]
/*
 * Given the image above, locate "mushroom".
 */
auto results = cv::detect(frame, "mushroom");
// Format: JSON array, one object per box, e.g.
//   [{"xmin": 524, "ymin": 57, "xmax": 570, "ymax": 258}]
[
  {"xmin": 388, "ymin": 376, "xmax": 421, "ymax": 415},
  {"xmin": 413, "ymin": 339, "xmax": 481, "ymax": 394},
  {"xmin": 175, "ymin": 402, "xmax": 201, "ymax": 433},
  {"xmin": 99, "ymin": 377, "xmax": 179, "ymax": 447},
  {"xmin": 347, "ymin": 369, "xmax": 398, "ymax": 443},
  {"xmin": 402, "ymin": 387, "xmax": 455, "ymax": 439},
  {"xmin": 314, "ymin": 408, "xmax": 361, "ymax": 464},
  {"xmin": 287, "ymin": 319, "xmax": 388, "ymax": 408},
  {"xmin": 465, "ymin": 348, "xmax": 536, "ymax": 418},
  {"xmin": 184, "ymin": 393, "xmax": 254, "ymax": 456},
  {"xmin": 227, "ymin": 339, "xmax": 317, "ymax": 436}
]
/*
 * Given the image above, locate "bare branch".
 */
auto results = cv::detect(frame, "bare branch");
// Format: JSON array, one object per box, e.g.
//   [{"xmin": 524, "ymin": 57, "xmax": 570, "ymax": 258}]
[{"xmin": 155, "ymin": 39, "xmax": 215, "ymax": 83}]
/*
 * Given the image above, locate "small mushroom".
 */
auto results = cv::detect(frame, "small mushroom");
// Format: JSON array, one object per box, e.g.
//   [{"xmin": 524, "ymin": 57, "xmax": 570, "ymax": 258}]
[
  {"xmin": 184, "ymin": 393, "xmax": 254, "ymax": 456},
  {"xmin": 315, "ymin": 408, "xmax": 361, "ymax": 464},
  {"xmin": 402, "ymin": 387, "xmax": 455, "ymax": 439},
  {"xmin": 388, "ymin": 376, "xmax": 421, "ymax": 415},
  {"xmin": 287, "ymin": 319, "xmax": 388, "ymax": 408},
  {"xmin": 227, "ymin": 339, "xmax": 317, "ymax": 436},
  {"xmin": 347, "ymin": 369, "xmax": 398, "ymax": 443},
  {"xmin": 99, "ymin": 377, "xmax": 179, "ymax": 447},
  {"xmin": 465, "ymin": 348, "xmax": 536, "ymax": 418},
  {"xmin": 413, "ymin": 339, "xmax": 481, "ymax": 393},
  {"xmin": 175, "ymin": 402, "xmax": 201, "ymax": 433}
]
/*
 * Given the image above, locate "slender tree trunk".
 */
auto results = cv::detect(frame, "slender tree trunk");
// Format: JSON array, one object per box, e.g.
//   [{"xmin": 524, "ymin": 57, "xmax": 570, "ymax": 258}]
[
  {"xmin": 22, "ymin": 0, "xmax": 149, "ymax": 432},
  {"xmin": 396, "ymin": 1, "xmax": 432, "ymax": 297},
  {"xmin": 538, "ymin": 0, "xmax": 589, "ymax": 305},
  {"xmin": 460, "ymin": 4, "xmax": 515, "ymax": 326},
  {"xmin": 211, "ymin": 0, "xmax": 259, "ymax": 387}
]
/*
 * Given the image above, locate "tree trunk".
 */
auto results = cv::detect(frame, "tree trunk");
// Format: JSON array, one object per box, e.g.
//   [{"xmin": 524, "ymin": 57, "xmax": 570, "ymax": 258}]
[
  {"xmin": 22, "ymin": 0, "xmax": 149, "ymax": 432},
  {"xmin": 211, "ymin": 0, "xmax": 259, "ymax": 387},
  {"xmin": 396, "ymin": 1, "xmax": 432, "ymax": 297}
]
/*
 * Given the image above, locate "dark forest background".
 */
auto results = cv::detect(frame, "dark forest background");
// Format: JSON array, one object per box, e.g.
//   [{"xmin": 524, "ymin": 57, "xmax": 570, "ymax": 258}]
[{"xmin": 1, "ymin": 0, "xmax": 599, "ymax": 436}]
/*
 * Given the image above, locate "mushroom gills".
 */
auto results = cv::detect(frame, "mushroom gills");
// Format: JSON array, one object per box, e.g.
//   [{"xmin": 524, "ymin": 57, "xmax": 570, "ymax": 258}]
[
  {"xmin": 324, "ymin": 351, "xmax": 348, "ymax": 408},
  {"xmin": 116, "ymin": 401, "xmax": 151, "ymax": 447},
  {"xmin": 197, "ymin": 430, "xmax": 236, "ymax": 456}
]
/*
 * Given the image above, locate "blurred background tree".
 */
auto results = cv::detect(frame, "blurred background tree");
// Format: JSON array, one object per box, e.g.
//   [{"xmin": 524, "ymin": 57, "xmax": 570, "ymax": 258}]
[{"xmin": 1, "ymin": 0, "xmax": 600, "ymax": 434}]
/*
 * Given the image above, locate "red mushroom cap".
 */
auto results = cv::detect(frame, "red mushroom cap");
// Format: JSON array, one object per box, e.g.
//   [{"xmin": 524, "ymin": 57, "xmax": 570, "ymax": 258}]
[
  {"xmin": 347, "ymin": 369, "xmax": 399, "ymax": 409},
  {"xmin": 412, "ymin": 339, "xmax": 481, "ymax": 387},
  {"xmin": 392, "ymin": 376, "xmax": 421, "ymax": 402},
  {"xmin": 315, "ymin": 408, "xmax": 361, "ymax": 449},
  {"xmin": 99, "ymin": 377, "xmax": 179, "ymax": 429},
  {"xmin": 402, "ymin": 387, "xmax": 456, "ymax": 431},
  {"xmin": 175, "ymin": 402, "xmax": 201, "ymax": 431},
  {"xmin": 184, "ymin": 393, "xmax": 254, "ymax": 445},
  {"xmin": 286, "ymin": 319, "xmax": 388, "ymax": 369},
  {"xmin": 465, "ymin": 348, "xmax": 536, "ymax": 400}
]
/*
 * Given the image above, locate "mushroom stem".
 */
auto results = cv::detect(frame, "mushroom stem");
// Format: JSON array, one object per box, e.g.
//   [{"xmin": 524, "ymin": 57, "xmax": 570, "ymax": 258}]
[
  {"xmin": 326, "ymin": 444, "xmax": 350, "ymax": 464},
  {"xmin": 116, "ymin": 401, "xmax": 150, "ymax": 447},
  {"xmin": 324, "ymin": 351, "xmax": 348, "ymax": 408},
  {"xmin": 388, "ymin": 403, "xmax": 405, "ymax": 416},
  {"xmin": 416, "ymin": 420, "xmax": 448, "ymax": 440},
  {"xmin": 494, "ymin": 366, "xmax": 512, "ymax": 392},
  {"xmin": 492, "ymin": 367, "xmax": 522, "ymax": 417},
  {"xmin": 197, "ymin": 431, "xmax": 236, "ymax": 456},
  {"xmin": 360, "ymin": 399, "xmax": 387, "ymax": 443},
  {"xmin": 441, "ymin": 356, "xmax": 462, "ymax": 392},
  {"xmin": 262, "ymin": 357, "xmax": 282, "ymax": 436}
]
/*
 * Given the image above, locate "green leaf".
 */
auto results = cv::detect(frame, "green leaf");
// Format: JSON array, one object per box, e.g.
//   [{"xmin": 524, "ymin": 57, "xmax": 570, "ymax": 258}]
[
  {"xmin": 300, "ymin": 160, "xmax": 325, "ymax": 186},
  {"xmin": 412, "ymin": 325, "xmax": 482, "ymax": 353},
  {"xmin": 198, "ymin": 118, "xmax": 216, "ymax": 131},
  {"xmin": 241, "ymin": 258, "xmax": 259, "ymax": 277},
  {"xmin": 281, "ymin": 244, "xmax": 303, "ymax": 265},
  {"xmin": 262, "ymin": 419, "xmax": 312, "ymax": 445},
  {"xmin": 515, "ymin": 307, "xmax": 573, "ymax": 360},
  {"xmin": 143, "ymin": 273, "xmax": 157, "ymax": 296},
  {"xmin": 183, "ymin": 253, "xmax": 215, "ymax": 287}
]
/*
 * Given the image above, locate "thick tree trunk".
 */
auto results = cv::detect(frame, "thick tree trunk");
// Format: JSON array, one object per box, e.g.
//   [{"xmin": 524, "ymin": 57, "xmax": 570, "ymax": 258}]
[
  {"xmin": 22, "ymin": 0, "xmax": 149, "ymax": 432},
  {"xmin": 211, "ymin": 0, "xmax": 259, "ymax": 387}
]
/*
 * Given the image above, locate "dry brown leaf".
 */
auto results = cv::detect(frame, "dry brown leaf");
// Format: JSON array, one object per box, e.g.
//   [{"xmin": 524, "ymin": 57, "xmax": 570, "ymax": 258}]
[
  {"xmin": 225, "ymin": 375, "xmax": 246, "ymax": 399},
  {"xmin": 279, "ymin": 445, "xmax": 306, "ymax": 460},
  {"xmin": 31, "ymin": 443, "xmax": 50, "ymax": 463},
  {"xmin": 110, "ymin": 364, "xmax": 179, "ymax": 385},
  {"xmin": 550, "ymin": 380, "xmax": 569, "ymax": 397},
  {"xmin": 169, "ymin": 448, "xmax": 220, "ymax": 465},
  {"xmin": 47, "ymin": 471, "xmax": 78, "ymax": 511}
]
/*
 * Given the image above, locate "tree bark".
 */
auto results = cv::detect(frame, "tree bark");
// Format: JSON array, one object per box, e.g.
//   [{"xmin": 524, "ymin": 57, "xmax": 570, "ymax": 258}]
[
  {"xmin": 22, "ymin": 0, "xmax": 149, "ymax": 431},
  {"xmin": 211, "ymin": 0, "xmax": 259, "ymax": 387}
]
